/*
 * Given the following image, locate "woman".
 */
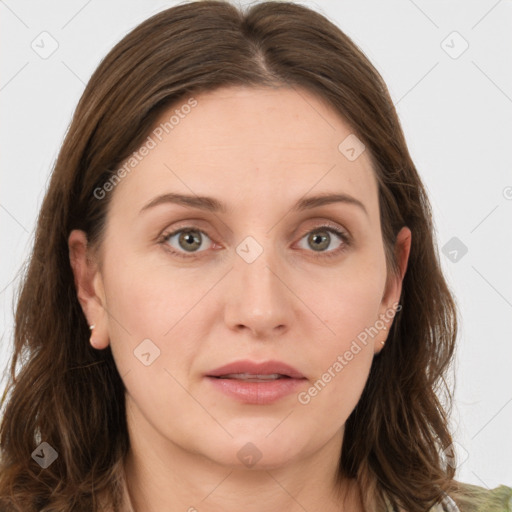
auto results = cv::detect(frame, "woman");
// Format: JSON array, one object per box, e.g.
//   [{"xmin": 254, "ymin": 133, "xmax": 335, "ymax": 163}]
[{"xmin": 0, "ymin": 1, "xmax": 510, "ymax": 511}]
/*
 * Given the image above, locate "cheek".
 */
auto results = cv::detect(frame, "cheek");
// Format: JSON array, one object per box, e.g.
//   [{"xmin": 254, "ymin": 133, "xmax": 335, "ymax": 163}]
[
  {"xmin": 300, "ymin": 287, "xmax": 378, "ymax": 430},
  {"xmin": 297, "ymin": 258, "xmax": 384, "ymax": 408},
  {"xmin": 100, "ymin": 246, "xmax": 202, "ymax": 377},
  {"xmin": 307, "ymin": 257, "xmax": 386, "ymax": 346},
  {"xmin": 102, "ymin": 233, "xmax": 202, "ymax": 333}
]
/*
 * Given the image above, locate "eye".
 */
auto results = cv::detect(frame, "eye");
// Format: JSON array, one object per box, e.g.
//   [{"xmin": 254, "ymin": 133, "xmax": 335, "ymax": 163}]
[
  {"xmin": 296, "ymin": 225, "xmax": 350, "ymax": 258},
  {"xmin": 160, "ymin": 227, "xmax": 213, "ymax": 258},
  {"xmin": 158, "ymin": 223, "xmax": 351, "ymax": 260}
]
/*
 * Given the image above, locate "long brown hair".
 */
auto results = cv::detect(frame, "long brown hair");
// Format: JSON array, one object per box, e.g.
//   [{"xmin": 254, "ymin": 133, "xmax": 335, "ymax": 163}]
[{"xmin": 0, "ymin": 1, "xmax": 461, "ymax": 510}]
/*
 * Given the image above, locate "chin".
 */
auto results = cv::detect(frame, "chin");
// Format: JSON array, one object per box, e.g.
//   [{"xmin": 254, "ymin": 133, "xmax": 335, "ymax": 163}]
[{"xmin": 198, "ymin": 432, "xmax": 307, "ymax": 471}]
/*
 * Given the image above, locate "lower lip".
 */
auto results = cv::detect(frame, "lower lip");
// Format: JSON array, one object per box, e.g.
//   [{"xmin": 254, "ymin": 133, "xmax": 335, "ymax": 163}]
[{"xmin": 205, "ymin": 376, "xmax": 306, "ymax": 404}]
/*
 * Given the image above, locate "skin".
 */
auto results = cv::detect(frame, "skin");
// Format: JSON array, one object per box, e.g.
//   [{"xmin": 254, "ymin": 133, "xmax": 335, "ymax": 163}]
[{"xmin": 69, "ymin": 85, "xmax": 411, "ymax": 512}]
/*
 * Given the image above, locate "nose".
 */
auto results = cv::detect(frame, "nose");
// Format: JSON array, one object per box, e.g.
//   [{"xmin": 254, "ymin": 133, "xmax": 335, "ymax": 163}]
[{"xmin": 222, "ymin": 240, "xmax": 293, "ymax": 340}]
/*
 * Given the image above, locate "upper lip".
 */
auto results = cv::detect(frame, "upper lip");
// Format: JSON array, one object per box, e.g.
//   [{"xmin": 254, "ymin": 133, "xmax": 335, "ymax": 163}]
[{"xmin": 207, "ymin": 359, "xmax": 305, "ymax": 379}]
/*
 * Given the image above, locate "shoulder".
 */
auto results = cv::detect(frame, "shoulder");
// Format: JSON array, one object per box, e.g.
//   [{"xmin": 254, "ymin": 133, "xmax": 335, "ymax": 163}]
[{"xmin": 444, "ymin": 482, "xmax": 512, "ymax": 512}]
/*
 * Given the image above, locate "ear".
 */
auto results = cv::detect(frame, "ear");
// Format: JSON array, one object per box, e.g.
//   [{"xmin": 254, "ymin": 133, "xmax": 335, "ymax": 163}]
[
  {"xmin": 374, "ymin": 226, "xmax": 412, "ymax": 353},
  {"xmin": 68, "ymin": 229, "xmax": 110, "ymax": 350}
]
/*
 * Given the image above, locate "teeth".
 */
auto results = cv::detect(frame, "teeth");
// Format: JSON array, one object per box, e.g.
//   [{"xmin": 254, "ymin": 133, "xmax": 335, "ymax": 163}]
[{"xmin": 220, "ymin": 373, "xmax": 286, "ymax": 381}]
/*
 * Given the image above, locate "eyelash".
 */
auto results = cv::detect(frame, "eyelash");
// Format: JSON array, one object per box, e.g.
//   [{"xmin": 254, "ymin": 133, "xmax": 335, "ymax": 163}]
[{"xmin": 157, "ymin": 223, "xmax": 351, "ymax": 260}]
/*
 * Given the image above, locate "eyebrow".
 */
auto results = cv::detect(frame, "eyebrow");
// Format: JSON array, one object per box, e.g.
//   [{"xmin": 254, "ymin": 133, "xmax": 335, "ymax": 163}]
[{"xmin": 139, "ymin": 192, "xmax": 368, "ymax": 216}]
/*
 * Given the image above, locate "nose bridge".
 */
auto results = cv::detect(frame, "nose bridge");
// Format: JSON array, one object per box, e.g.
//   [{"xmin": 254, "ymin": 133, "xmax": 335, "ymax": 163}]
[
  {"xmin": 236, "ymin": 233, "xmax": 282, "ymax": 306},
  {"xmin": 225, "ymin": 232, "xmax": 291, "ymax": 333}
]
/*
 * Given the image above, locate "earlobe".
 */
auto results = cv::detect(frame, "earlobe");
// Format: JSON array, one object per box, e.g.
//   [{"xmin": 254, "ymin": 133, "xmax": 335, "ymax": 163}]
[
  {"xmin": 68, "ymin": 229, "xmax": 110, "ymax": 349},
  {"xmin": 89, "ymin": 323, "xmax": 109, "ymax": 350}
]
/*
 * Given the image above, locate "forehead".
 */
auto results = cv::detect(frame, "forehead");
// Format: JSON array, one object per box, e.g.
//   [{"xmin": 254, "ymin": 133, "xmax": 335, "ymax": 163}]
[
  {"xmin": 159, "ymin": 85, "xmax": 360, "ymax": 157},
  {"xmin": 110, "ymin": 85, "xmax": 379, "ymax": 222}
]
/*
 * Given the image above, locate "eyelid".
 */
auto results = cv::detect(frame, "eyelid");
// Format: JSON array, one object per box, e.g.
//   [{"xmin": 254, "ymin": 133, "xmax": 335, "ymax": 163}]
[{"xmin": 297, "ymin": 219, "xmax": 350, "ymax": 240}]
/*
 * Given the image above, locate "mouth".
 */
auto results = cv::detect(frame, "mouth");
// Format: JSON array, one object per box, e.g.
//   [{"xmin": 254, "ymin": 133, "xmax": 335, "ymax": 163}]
[
  {"xmin": 206, "ymin": 359, "xmax": 305, "ymax": 380},
  {"xmin": 205, "ymin": 360, "xmax": 307, "ymax": 404},
  {"xmin": 210, "ymin": 373, "xmax": 293, "ymax": 382}
]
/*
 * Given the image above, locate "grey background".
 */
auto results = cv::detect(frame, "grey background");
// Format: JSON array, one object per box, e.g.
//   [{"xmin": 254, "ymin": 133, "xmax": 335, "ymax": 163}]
[{"xmin": 1, "ymin": 0, "xmax": 511, "ymax": 489}]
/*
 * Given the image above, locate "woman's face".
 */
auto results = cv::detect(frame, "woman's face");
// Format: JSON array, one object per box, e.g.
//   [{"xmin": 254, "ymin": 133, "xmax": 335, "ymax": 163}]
[{"xmin": 71, "ymin": 85, "xmax": 410, "ymax": 470}]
